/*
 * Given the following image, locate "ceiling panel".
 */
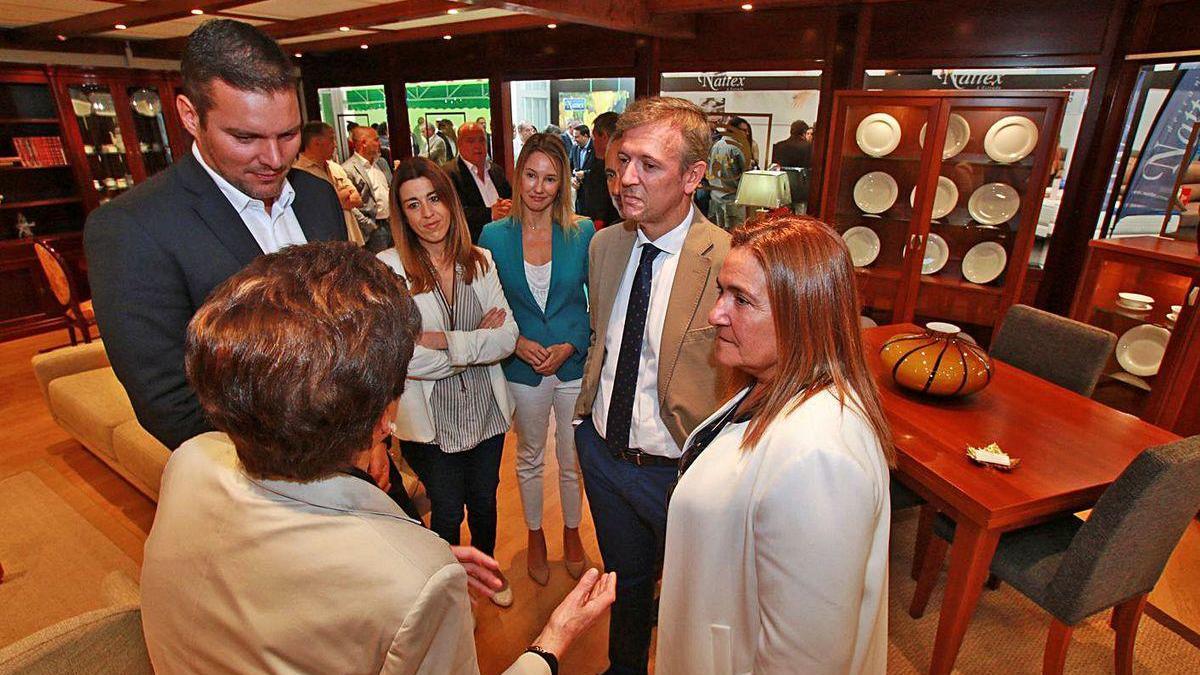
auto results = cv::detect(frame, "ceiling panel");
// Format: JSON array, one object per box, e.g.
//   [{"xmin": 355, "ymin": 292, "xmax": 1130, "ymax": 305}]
[
  {"xmin": 280, "ymin": 28, "xmax": 376, "ymax": 45},
  {"xmin": 370, "ymin": 7, "xmax": 518, "ymax": 31},
  {"xmin": 0, "ymin": 0, "xmax": 120, "ymax": 28},
  {"xmin": 94, "ymin": 14, "xmax": 268, "ymax": 39},
  {"xmin": 234, "ymin": 0, "xmax": 378, "ymax": 21}
]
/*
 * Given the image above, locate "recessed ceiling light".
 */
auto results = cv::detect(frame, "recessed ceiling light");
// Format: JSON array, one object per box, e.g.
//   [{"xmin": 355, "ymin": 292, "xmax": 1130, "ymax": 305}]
[
  {"xmin": 339, "ymin": 26, "xmax": 351, "ymax": 32},
  {"xmin": 56, "ymin": 34, "xmax": 67, "ymax": 41},
  {"xmin": 114, "ymin": 23, "xmax": 127, "ymax": 30},
  {"xmin": 191, "ymin": 8, "xmax": 204, "ymax": 15},
  {"xmin": 447, "ymin": 8, "xmax": 459, "ymax": 14},
  {"xmin": 442, "ymin": 34, "xmax": 452, "ymax": 40},
  {"xmin": 547, "ymin": 23, "xmax": 557, "ymax": 29},
  {"xmin": 741, "ymin": 3, "xmax": 753, "ymax": 10},
  {"xmin": 359, "ymin": 44, "xmax": 368, "ymax": 49},
  {"xmin": 294, "ymin": 53, "xmax": 302, "ymax": 58}
]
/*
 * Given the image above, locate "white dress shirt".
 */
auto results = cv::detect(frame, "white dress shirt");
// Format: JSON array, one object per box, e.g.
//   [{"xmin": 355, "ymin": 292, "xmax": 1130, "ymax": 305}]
[
  {"xmin": 192, "ymin": 144, "xmax": 306, "ymax": 254},
  {"xmin": 461, "ymin": 157, "xmax": 500, "ymax": 207},
  {"xmin": 355, "ymin": 152, "xmax": 391, "ymax": 220},
  {"xmin": 592, "ymin": 208, "xmax": 695, "ymax": 458}
]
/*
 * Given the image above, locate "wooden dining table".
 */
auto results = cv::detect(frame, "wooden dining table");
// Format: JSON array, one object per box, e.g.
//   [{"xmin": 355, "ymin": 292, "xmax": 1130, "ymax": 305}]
[{"xmin": 864, "ymin": 323, "xmax": 1179, "ymax": 675}]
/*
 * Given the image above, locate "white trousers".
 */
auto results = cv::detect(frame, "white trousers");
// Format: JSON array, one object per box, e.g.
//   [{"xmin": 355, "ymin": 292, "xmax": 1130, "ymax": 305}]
[{"xmin": 509, "ymin": 375, "xmax": 583, "ymax": 530}]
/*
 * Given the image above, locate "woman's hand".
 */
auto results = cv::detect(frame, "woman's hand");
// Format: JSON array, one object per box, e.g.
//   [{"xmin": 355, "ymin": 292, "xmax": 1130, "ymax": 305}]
[
  {"xmin": 515, "ymin": 336, "xmax": 550, "ymax": 367},
  {"xmin": 450, "ymin": 546, "xmax": 505, "ymax": 597},
  {"xmin": 478, "ymin": 307, "xmax": 507, "ymax": 330},
  {"xmin": 419, "ymin": 331, "xmax": 448, "ymax": 350},
  {"xmin": 491, "ymin": 198, "xmax": 513, "ymax": 221},
  {"xmin": 532, "ymin": 569, "xmax": 617, "ymax": 657},
  {"xmin": 533, "ymin": 343, "xmax": 574, "ymax": 376}
]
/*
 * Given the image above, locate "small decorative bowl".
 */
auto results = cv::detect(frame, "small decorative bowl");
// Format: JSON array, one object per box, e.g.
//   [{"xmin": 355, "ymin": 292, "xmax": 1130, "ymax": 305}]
[{"xmin": 879, "ymin": 322, "xmax": 993, "ymax": 396}]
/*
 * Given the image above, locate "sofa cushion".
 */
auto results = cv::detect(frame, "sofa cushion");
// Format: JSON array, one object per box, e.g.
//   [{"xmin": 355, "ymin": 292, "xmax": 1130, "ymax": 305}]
[
  {"xmin": 30, "ymin": 341, "xmax": 110, "ymax": 404},
  {"xmin": 47, "ymin": 368, "xmax": 136, "ymax": 460},
  {"xmin": 112, "ymin": 421, "xmax": 170, "ymax": 501}
]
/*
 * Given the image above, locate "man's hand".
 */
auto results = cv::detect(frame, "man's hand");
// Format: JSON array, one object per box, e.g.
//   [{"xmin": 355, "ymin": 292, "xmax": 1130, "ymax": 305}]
[
  {"xmin": 478, "ymin": 307, "xmax": 506, "ymax": 330},
  {"xmin": 337, "ymin": 186, "xmax": 356, "ymax": 210},
  {"xmin": 419, "ymin": 331, "xmax": 448, "ymax": 350},
  {"xmin": 366, "ymin": 440, "xmax": 391, "ymax": 493},
  {"xmin": 533, "ymin": 343, "xmax": 574, "ymax": 376},
  {"xmin": 491, "ymin": 199, "xmax": 513, "ymax": 221},
  {"xmin": 450, "ymin": 546, "xmax": 504, "ymax": 597},
  {"xmin": 515, "ymin": 336, "xmax": 550, "ymax": 368}
]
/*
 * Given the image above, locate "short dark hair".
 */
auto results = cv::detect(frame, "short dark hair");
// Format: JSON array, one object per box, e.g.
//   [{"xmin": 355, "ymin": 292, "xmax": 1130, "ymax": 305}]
[
  {"xmin": 575, "ymin": 124, "xmax": 591, "ymax": 137},
  {"xmin": 300, "ymin": 121, "xmax": 332, "ymax": 151},
  {"xmin": 592, "ymin": 111, "xmax": 620, "ymax": 138},
  {"xmin": 185, "ymin": 242, "xmax": 421, "ymax": 481},
  {"xmin": 181, "ymin": 19, "xmax": 295, "ymax": 122},
  {"xmin": 790, "ymin": 119, "xmax": 810, "ymax": 137}
]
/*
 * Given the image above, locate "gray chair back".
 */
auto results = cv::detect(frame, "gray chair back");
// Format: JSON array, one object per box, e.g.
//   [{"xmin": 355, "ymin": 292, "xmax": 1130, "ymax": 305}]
[
  {"xmin": 1042, "ymin": 436, "xmax": 1200, "ymax": 624},
  {"xmin": 0, "ymin": 605, "xmax": 151, "ymax": 675},
  {"xmin": 991, "ymin": 304, "xmax": 1116, "ymax": 397}
]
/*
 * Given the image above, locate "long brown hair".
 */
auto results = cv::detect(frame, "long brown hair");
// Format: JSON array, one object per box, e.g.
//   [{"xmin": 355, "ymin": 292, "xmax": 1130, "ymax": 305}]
[
  {"xmin": 732, "ymin": 215, "xmax": 893, "ymax": 463},
  {"xmin": 512, "ymin": 133, "xmax": 578, "ymax": 233},
  {"xmin": 388, "ymin": 156, "xmax": 487, "ymax": 294}
]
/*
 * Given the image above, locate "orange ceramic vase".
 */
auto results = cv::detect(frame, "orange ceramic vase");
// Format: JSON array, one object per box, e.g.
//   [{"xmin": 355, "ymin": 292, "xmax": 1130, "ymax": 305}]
[{"xmin": 879, "ymin": 322, "xmax": 992, "ymax": 396}]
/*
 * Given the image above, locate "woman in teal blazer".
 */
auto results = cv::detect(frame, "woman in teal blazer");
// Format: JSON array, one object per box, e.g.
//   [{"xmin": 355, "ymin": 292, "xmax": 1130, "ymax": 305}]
[{"xmin": 479, "ymin": 133, "xmax": 594, "ymax": 585}]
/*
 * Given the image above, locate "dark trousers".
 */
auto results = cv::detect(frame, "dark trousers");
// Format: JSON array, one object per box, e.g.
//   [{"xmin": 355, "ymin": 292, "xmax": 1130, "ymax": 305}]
[
  {"xmin": 575, "ymin": 418, "xmax": 677, "ymax": 675},
  {"xmin": 400, "ymin": 434, "xmax": 504, "ymax": 556},
  {"xmin": 365, "ymin": 220, "xmax": 394, "ymax": 253}
]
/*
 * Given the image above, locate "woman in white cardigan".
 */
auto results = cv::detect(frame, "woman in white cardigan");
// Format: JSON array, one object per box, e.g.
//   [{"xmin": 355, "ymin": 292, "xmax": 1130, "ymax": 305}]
[
  {"xmin": 379, "ymin": 157, "xmax": 519, "ymax": 607},
  {"xmin": 656, "ymin": 214, "xmax": 894, "ymax": 674}
]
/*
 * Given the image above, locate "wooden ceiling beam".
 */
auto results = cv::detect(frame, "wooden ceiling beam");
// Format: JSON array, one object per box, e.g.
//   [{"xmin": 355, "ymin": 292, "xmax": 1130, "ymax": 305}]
[
  {"xmin": 291, "ymin": 13, "xmax": 550, "ymax": 53},
  {"xmin": 11, "ymin": 0, "xmax": 256, "ymax": 41},
  {"xmin": 449, "ymin": 0, "xmax": 695, "ymax": 39}
]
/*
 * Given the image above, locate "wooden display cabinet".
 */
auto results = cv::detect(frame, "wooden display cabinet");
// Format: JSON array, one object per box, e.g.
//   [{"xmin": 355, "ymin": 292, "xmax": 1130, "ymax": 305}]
[
  {"xmin": 820, "ymin": 90, "xmax": 1066, "ymax": 340},
  {"xmin": 1071, "ymin": 236, "xmax": 1200, "ymax": 436}
]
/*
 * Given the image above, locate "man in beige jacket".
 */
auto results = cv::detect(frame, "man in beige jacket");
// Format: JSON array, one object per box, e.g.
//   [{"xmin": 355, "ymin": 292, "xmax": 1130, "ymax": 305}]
[
  {"xmin": 292, "ymin": 120, "xmax": 367, "ymax": 245},
  {"xmin": 573, "ymin": 97, "xmax": 731, "ymax": 675}
]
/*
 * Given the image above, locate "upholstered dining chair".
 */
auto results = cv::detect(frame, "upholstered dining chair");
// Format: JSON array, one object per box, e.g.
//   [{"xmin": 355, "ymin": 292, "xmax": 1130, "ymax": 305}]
[
  {"xmin": 909, "ymin": 436, "xmax": 1200, "ymax": 675},
  {"xmin": 32, "ymin": 239, "xmax": 96, "ymax": 345},
  {"xmin": 990, "ymin": 304, "xmax": 1116, "ymax": 397}
]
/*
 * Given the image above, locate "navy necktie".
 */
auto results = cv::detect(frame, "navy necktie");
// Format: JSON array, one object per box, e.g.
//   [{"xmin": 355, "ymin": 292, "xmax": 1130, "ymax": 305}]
[{"xmin": 606, "ymin": 243, "xmax": 663, "ymax": 450}]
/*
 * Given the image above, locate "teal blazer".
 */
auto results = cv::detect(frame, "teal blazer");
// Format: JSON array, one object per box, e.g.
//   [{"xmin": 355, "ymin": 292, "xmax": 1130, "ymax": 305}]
[{"xmin": 479, "ymin": 216, "xmax": 595, "ymax": 386}]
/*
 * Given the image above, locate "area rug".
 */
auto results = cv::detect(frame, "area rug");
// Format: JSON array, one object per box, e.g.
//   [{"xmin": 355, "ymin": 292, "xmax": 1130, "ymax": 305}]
[
  {"xmin": 886, "ymin": 511, "xmax": 1199, "ymax": 673},
  {"xmin": 0, "ymin": 471, "xmax": 139, "ymax": 648}
]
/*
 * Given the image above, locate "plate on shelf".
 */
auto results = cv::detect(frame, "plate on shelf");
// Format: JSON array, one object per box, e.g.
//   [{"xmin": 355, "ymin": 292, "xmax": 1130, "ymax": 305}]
[
  {"xmin": 919, "ymin": 113, "xmax": 971, "ymax": 159},
  {"xmin": 130, "ymin": 89, "xmax": 162, "ymax": 117},
  {"xmin": 968, "ymin": 182, "xmax": 1021, "ymax": 225},
  {"xmin": 853, "ymin": 171, "xmax": 898, "ymax": 214},
  {"xmin": 88, "ymin": 91, "xmax": 117, "ymax": 117},
  {"xmin": 855, "ymin": 113, "xmax": 901, "ymax": 157},
  {"xmin": 910, "ymin": 176, "xmax": 959, "ymax": 220},
  {"xmin": 843, "ymin": 226, "xmax": 881, "ymax": 267},
  {"xmin": 961, "ymin": 241, "xmax": 1007, "ymax": 284},
  {"xmin": 1116, "ymin": 292, "xmax": 1154, "ymax": 312},
  {"xmin": 1115, "ymin": 324, "xmax": 1171, "ymax": 377},
  {"xmin": 921, "ymin": 233, "xmax": 949, "ymax": 274},
  {"xmin": 984, "ymin": 115, "xmax": 1039, "ymax": 163},
  {"xmin": 1167, "ymin": 312, "xmax": 1179, "ymax": 324},
  {"xmin": 1108, "ymin": 371, "xmax": 1152, "ymax": 392}
]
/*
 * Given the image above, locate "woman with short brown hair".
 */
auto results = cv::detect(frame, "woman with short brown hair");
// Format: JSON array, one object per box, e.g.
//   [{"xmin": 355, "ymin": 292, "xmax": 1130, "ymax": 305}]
[{"xmin": 655, "ymin": 214, "xmax": 893, "ymax": 674}]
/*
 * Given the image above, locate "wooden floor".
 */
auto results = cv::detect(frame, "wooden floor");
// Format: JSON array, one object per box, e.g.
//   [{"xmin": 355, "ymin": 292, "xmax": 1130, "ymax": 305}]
[{"xmin": 2, "ymin": 328, "xmax": 1199, "ymax": 672}]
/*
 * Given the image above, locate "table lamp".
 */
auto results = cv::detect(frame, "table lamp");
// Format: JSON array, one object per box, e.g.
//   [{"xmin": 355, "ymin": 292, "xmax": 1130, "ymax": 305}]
[{"xmin": 735, "ymin": 170, "xmax": 792, "ymax": 215}]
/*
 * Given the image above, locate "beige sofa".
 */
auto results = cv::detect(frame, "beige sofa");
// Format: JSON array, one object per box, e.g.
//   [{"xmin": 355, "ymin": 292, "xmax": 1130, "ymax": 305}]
[{"xmin": 31, "ymin": 342, "xmax": 169, "ymax": 502}]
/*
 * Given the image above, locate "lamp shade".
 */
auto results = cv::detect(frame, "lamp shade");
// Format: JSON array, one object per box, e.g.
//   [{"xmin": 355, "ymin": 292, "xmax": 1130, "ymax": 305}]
[{"xmin": 735, "ymin": 170, "xmax": 791, "ymax": 208}]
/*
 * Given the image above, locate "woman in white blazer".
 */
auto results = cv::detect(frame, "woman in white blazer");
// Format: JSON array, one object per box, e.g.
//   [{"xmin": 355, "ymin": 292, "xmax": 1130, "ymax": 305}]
[
  {"xmin": 379, "ymin": 157, "xmax": 519, "ymax": 607},
  {"xmin": 656, "ymin": 214, "xmax": 894, "ymax": 675}
]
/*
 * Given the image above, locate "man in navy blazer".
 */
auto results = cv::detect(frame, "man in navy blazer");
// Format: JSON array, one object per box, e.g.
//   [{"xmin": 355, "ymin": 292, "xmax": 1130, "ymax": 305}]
[{"xmin": 85, "ymin": 20, "xmax": 345, "ymax": 453}]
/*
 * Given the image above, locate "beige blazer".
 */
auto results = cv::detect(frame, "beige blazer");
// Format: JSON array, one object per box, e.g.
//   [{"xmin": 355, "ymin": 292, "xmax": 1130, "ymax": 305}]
[
  {"xmin": 574, "ymin": 209, "xmax": 732, "ymax": 447},
  {"xmin": 292, "ymin": 154, "xmax": 366, "ymax": 245},
  {"xmin": 140, "ymin": 433, "xmax": 547, "ymax": 675}
]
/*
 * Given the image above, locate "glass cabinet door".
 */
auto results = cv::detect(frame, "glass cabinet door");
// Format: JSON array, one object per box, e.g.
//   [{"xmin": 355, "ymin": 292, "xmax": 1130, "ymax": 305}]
[
  {"xmin": 127, "ymin": 86, "xmax": 172, "ymax": 177},
  {"xmin": 67, "ymin": 83, "xmax": 134, "ymax": 204},
  {"xmin": 825, "ymin": 97, "xmax": 940, "ymax": 325},
  {"xmin": 908, "ymin": 98, "xmax": 1056, "ymax": 335}
]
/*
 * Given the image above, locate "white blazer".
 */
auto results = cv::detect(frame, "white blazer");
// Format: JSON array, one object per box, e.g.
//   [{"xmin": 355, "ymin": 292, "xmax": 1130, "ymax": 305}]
[
  {"xmin": 655, "ymin": 388, "xmax": 891, "ymax": 675},
  {"xmin": 377, "ymin": 247, "xmax": 518, "ymax": 443}
]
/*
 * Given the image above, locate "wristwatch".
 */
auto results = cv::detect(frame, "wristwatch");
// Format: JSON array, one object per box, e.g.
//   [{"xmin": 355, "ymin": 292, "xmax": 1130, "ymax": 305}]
[{"xmin": 524, "ymin": 645, "xmax": 559, "ymax": 675}]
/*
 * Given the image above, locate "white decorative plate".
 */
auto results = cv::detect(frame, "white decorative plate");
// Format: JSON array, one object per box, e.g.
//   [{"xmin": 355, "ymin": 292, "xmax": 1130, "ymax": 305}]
[
  {"xmin": 910, "ymin": 176, "xmax": 959, "ymax": 220},
  {"xmin": 984, "ymin": 115, "xmax": 1039, "ymax": 163},
  {"xmin": 853, "ymin": 171, "xmax": 899, "ymax": 214},
  {"xmin": 1115, "ymin": 324, "xmax": 1171, "ymax": 377},
  {"xmin": 1115, "ymin": 298, "xmax": 1152, "ymax": 312},
  {"xmin": 961, "ymin": 241, "xmax": 1007, "ymax": 284},
  {"xmin": 855, "ymin": 113, "xmax": 902, "ymax": 158},
  {"xmin": 919, "ymin": 113, "xmax": 971, "ymax": 159},
  {"xmin": 921, "ymin": 233, "xmax": 949, "ymax": 275},
  {"xmin": 843, "ymin": 226, "xmax": 881, "ymax": 267},
  {"xmin": 1117, "ymin": 292, "xmax": 1154, "ymax": 307},
  {"xmin": 968, "ymin": 183, "xmax": 1021, "ymax": 225}
]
